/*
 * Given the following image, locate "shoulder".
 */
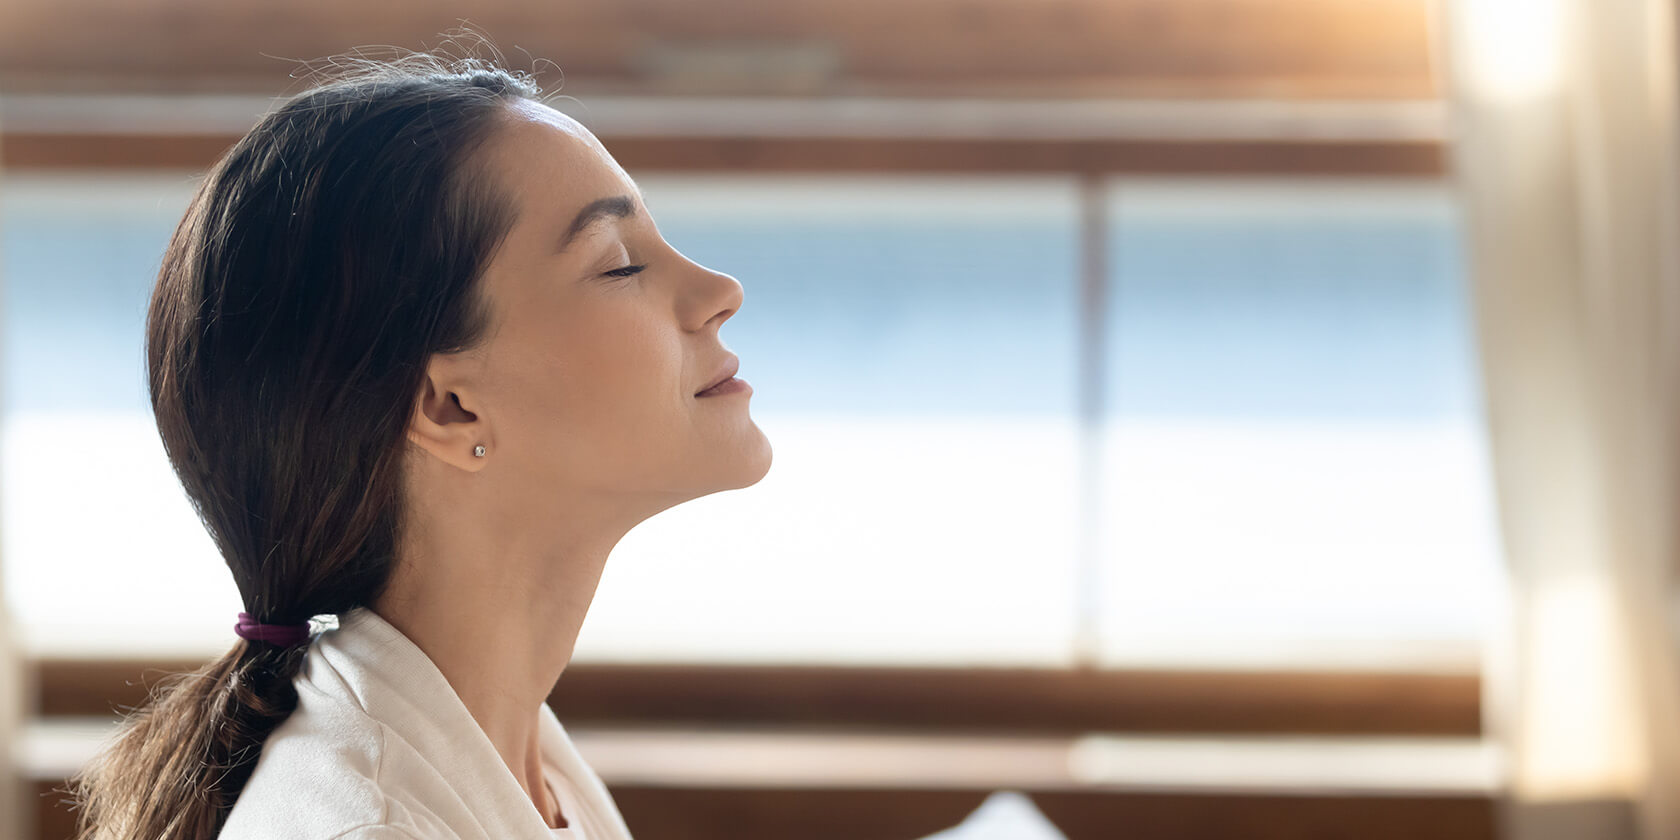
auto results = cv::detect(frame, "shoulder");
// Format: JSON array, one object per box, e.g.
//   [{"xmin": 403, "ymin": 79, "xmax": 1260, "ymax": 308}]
[
  {"xmin": 218, "ymin": 684, "xmax": 394, "ymax": 838},
  {"xmin": 222, "ymin": 820, "xmax": 433, "ymax": 840},
  {"xmin": 326, "ymin": 825, "xmax": 432, "ymax": 840},
  {"xmin": 221, "ymin": 680, "xmax": 473, "ymax": 839}
]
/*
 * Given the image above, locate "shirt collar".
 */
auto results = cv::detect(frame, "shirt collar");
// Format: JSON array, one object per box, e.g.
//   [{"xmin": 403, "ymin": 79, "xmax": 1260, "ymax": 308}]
[{"xmin": 310, "ymin": 605, "xmax": 562, "ymax": 839}]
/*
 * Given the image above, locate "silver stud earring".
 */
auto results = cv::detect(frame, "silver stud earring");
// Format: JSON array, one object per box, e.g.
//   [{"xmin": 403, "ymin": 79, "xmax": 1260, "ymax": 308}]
[{"xmin": 473, "ymin": 444, "xmax": 486, "ymax": 457}]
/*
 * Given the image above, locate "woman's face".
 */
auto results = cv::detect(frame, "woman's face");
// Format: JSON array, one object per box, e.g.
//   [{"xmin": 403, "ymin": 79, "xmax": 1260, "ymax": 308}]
[{"xmin": 412, "ymin": 98, "xmax": 771, "ymax": 518}]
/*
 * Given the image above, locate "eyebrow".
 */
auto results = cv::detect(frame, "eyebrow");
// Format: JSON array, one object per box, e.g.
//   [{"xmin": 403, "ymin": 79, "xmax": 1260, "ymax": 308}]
[{"xmin": 557, "ymin": 194, "xmax": 638, "ymax": 255}]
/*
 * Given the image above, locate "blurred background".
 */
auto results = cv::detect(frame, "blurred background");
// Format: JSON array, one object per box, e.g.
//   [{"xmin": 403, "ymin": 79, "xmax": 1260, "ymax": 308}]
[{"xmin": 0, "ymin": 1, "xmax": 1676, "ymax": 839}]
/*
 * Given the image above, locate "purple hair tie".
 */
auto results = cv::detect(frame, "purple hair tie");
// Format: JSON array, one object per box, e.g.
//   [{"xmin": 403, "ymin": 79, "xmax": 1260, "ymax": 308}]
[{"xmin": 234, "ymin": 611, "xmax": 314, "ymax": 647}]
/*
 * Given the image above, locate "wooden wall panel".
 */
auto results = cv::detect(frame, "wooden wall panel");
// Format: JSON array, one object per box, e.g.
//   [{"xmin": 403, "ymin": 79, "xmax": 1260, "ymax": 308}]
[
  {"xmin": 30, "ymin": 780, "xmax": 1498, "ymax": 840},
  {"xmin": 608, "ymin": 787, "xmax": 1499, "ymax": 840}
]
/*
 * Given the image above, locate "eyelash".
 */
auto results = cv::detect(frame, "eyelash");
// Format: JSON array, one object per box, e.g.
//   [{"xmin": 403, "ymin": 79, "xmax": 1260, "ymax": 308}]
[{"xmin": 603, "ymin": 263, "xmax": 646, "ymax": 279}]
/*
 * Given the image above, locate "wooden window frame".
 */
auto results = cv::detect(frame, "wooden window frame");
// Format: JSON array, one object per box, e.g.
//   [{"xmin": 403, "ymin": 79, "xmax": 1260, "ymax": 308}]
[{"xmin": 6, "ymin": 127, "xmax": 1469, "ymax": 741}]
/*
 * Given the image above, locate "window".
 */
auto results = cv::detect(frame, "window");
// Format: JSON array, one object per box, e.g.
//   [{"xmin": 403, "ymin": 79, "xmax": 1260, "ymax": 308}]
[
  {"xmin": 1, "ymin": 173, "xmax": 237, "ymax": 658},
  {"xmin": 0, "ymin": 172, "xmax": 1499, "ymax": 672},
  {"xmin": 1098, "ymin": 179, "xmax": 1503, "ymax": 670}
]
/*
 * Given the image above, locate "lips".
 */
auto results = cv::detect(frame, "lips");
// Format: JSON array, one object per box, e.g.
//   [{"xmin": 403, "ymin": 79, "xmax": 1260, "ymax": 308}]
[{"xmin": 695, "ymin": 355, "xmax": 740, "ymax": 396}]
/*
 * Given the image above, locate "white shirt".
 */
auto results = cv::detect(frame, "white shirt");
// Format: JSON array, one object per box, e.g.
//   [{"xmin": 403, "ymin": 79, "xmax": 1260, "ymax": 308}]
[{"xmin": 220, "ymin": 606, "xmax": 634, "ymax": 840}]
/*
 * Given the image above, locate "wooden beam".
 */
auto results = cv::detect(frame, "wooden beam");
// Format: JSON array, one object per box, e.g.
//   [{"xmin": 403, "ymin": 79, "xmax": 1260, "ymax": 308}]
[
  {"xmin": 32, "ymin": 659, "xmax": 1480, "ymax": 737},
  {"xmin": 0, "ymin": 132, "xmax": 1444, "ymax": 175},
  {"xmin": 0, "ymin": 0, "xmax": 1437, "ymax": 98}
]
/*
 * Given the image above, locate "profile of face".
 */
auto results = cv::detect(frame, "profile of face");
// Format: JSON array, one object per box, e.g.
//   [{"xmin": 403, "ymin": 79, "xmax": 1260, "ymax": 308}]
[{"xmin": 404, "ymin": 98, "xmax": 772, "ymax": 527}]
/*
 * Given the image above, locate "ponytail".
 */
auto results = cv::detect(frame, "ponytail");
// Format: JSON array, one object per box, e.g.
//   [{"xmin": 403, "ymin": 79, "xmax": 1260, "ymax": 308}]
[{"xmin": 66, "ymin": 639, "xmax": 307, "ymax": 838}]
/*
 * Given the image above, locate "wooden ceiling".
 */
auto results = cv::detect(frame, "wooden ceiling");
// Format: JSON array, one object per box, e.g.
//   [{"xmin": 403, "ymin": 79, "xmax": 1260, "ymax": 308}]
[{"xmin": 0, "ymin": 0, "xmax": 1438, "ymax": 98}]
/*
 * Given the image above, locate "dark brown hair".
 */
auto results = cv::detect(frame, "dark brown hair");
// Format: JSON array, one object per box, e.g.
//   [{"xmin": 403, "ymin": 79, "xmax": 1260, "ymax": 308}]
[{"xmin": 62, "ymin": 44, "xmax": 546, "ymax": 839}]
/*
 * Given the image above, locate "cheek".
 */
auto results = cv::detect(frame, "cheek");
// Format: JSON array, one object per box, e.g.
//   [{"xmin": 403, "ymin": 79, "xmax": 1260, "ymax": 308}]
[
  {"xmin": 517, "ymin": 311, "xmax": 686, "ymax": 447},
  {"xmin": 550, "ymin": 338, "xmax": 697, "ymax": 489}
]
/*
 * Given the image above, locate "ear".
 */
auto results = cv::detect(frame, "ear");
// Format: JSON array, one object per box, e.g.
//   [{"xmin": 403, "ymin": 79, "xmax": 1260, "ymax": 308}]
[{"xmin": 405, "ymin": 358, "xmax": 491, "ymax": 473}]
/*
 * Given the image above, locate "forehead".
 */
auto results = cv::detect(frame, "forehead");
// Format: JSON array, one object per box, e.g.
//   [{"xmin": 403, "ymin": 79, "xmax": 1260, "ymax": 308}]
[{"xmin": 489, "ymin": 99, "xmax": 639, "ymax": 212}]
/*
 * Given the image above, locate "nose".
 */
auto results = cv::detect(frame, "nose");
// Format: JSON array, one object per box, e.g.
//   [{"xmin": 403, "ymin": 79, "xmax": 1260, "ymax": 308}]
[{"xmin": 695, "ymin": 262, "xmax": 744, "ymax": 330}]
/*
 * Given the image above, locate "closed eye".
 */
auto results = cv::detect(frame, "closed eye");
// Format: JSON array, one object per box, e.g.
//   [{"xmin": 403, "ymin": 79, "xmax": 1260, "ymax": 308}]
[{"xmin": 604, "ymin": 263, "xmax": 646, "ymax": 278}]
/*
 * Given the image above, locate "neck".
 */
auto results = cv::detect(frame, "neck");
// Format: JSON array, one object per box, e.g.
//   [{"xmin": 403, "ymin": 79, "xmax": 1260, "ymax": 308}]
[{"xmin": 370, "ymin": 534, "xmax": 610, "ymax": 820}]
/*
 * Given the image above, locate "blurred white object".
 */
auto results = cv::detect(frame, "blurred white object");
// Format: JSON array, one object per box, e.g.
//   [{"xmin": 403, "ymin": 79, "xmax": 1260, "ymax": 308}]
[{"xmin": 915, "ymin": 791, "xmax": 1067, "ymax": 840}]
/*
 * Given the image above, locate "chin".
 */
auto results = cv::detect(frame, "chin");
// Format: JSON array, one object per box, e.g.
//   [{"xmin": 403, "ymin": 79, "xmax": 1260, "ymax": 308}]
[
  {"xmin": 744, "ymin": 442, "xmax": 773, "ymax": 486},
  {"xmin": 721, "ymin": 433, "xmax": 774, "ymax": 491},
  {"xmin": 746, "ymin": 429, "xmax": 774, "ymax": 482}
]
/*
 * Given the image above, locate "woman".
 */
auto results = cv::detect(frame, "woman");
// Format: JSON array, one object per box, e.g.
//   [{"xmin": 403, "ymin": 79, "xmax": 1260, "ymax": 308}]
[{"xmin": 65, "ymin": 48, "xmax": 772, "ymax": 840}]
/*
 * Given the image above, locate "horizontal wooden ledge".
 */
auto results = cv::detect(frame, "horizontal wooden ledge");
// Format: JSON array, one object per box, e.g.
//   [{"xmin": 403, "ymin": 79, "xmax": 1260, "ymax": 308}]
[
  {"xmin": 0, "ymin": 132, "xmax": 1445, "ymax": 174},
  {"xmin": 17, "ymin": 718, "xmax": 1499, "ymax": 795},
  {"xmin": 29, "ymin": 780, "xmax": 1502, "ymax": 840},
  {"xmin": 0, "ymin": 94, "xmax": 1447, "ymax": 142},
  {"xmin": 30, "ymin": 660, "xmax": 1481, "ymax": 737},
  {"xmin": 574, "ymin": 730, "xmax": 1502, "ymax": 796}
]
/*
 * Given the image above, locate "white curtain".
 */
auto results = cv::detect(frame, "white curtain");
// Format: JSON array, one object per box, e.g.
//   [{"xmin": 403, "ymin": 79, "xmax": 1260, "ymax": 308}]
[
  {"xmin": 0, "ymin": 588, "xmax": 24, "ymax": 840},
  {"xmin": 1440, "ymin": 0, "xmax": 1680, "ymax": 838},
  {"xmin": 0, "ymin": 124, "xmax": 29, "ymax": 840}
]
